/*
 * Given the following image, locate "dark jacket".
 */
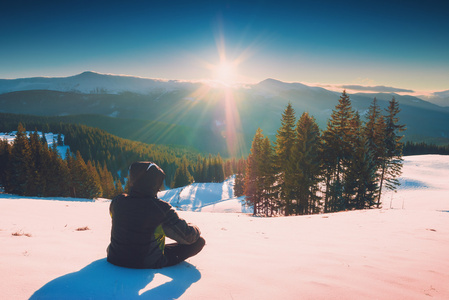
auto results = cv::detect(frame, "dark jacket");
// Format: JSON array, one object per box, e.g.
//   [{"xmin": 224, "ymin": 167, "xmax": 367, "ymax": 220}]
[{"xmin": 107, "ymin": 161, "xmax": 201, "ymax": 269}]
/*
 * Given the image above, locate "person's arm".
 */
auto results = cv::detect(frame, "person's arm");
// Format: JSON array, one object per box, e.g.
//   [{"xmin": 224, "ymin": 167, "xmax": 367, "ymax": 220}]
[{"xmin": 161, "ymin": 207, "xmax": 201, "ymax": 245}]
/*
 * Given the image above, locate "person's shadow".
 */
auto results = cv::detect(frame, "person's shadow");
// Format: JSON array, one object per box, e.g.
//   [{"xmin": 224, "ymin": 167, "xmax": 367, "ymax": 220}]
[{"xmin": 29, "ymin": 258, "xmax": 201, "ymax": 299}]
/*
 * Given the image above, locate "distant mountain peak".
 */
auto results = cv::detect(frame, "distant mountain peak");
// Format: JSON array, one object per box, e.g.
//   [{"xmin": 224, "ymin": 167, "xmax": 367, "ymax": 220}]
[{"xmin": 255, "ymin": 78, "xmax": 310, "ymax": 91}]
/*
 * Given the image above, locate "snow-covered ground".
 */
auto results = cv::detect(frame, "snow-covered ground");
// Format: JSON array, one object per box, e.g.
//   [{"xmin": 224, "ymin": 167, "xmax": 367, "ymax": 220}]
[
  {"xmin": 1, "ymin": 155, "xmax": 448, "ymax": 299},
  {"xmin": 159, "ymin": 176, "xmax": 252, "ymax": 214}
]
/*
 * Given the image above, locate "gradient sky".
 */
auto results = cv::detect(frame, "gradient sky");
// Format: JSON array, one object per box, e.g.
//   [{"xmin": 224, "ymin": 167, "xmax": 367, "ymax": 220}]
[{"xmin": 1, "ymin": 0, "xmax": 448, "ymax": 94}]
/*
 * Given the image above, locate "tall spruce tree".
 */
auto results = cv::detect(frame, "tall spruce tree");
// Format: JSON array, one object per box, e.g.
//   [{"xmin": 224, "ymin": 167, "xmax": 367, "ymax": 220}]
[
  {"xmin": 343, "ymin": 112, "xmax": 378, "ymax": 209},
  {"xmin": 291, "ymin": 112, "xmax": 322, "ymax": 215},
  {"xmin": 378, "ymin": 97, "xmax": 405, "ymax": 206},
  {"xmin": 321, "ymin": 91, "xmax": 356, "ymax": 212},
  {"xmin": 45, "ymin": 144, "xmax": 70, "ymax": 197},
  {"xmin": 244, "ymin": 128, "xmax": 265, "ymax": 215},
  {"xmin": 274, "ymin": 103, "xmax": 296, "ymax": 215},
  {"xmin": 259, "ymin": 136, "xmax": 277, "ymax": 216},
  {"xmin": 7, "ymin": 123, "xmax": 32, "ymax": 196},
  {"xmin": 27, "ymin": 130, "xmax": 46, "ymax": 196}
]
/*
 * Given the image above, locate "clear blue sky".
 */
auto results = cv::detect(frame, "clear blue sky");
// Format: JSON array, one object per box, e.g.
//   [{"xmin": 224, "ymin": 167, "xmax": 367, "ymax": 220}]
[{"xmin": 1, "ymin": 0, "xmax": 448, "ymax": 93}]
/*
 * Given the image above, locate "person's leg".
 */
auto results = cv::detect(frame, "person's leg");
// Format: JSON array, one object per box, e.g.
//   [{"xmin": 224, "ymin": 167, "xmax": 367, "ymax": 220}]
[{"xmin": 164, "ymin": 237, "xmax": 206, "ymax": 267}]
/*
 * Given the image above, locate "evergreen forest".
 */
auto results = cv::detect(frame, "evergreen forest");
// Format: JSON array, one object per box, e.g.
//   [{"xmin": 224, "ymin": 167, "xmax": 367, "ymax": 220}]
[
  {"xmin": 235, "ymin": 92, "xmax": 406, "ymax": 216},
  {"xmin": 0, "ymin": 116, "xmax": 237, "ymax": 199}
]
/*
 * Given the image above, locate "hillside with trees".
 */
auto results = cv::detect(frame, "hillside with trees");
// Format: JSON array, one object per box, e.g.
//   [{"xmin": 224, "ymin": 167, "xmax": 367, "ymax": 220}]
[
  {"xmin": 0, "ymin": 117, "xmax": 234, "ymax": 198},
  {"xmin": 236, "ymin": 92, "xmax": 405, "ymax": 216}
]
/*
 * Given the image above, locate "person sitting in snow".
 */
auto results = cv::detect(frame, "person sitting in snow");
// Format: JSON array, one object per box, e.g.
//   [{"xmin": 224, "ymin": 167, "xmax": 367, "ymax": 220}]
[{"xmin": 107, "ymin": 161, "xmax": 205, "ymax": 269}]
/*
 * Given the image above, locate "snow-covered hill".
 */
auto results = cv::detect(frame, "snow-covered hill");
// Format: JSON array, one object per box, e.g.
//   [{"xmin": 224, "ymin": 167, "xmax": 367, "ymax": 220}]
[
  {"xmin": 159, "ymin": 176, "xmax": 252, "ymax": 214},
  {"xmin": 1, "ymin": 155, "xmax": 449, "ymax": 299}
]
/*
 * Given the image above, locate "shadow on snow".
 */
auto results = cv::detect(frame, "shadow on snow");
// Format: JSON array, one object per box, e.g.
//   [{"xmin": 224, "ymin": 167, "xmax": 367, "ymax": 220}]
[{"xmin": 30, "ymin": 258, "xmax": 201, "ymax": 300}]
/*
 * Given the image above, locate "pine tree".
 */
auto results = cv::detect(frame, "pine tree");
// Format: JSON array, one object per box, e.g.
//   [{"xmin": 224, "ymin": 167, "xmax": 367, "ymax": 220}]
[
  {"xmin": 274, "ymin": 103, "xmax": 296, "ymax": 215},
  {"xmin": 85, "ymin": 160, "xmax": 102, "ymax": 199},
  {"xmin": 99, "ymin": 164, "xmax": 116, "ymax": 199},
  {"xmin": 291, "ymin": 112, "xmax": 322, "ymax": 215},
  {"xmin": 363, "ymin": 97, "xmax": 386, "ymax": 204},
  {"xmin": 0, "ymin": 139, "xmax": 11, "ymax": 191},
  {"xmin": 173, "ymin": 158, "xmax": 194, "ymax": 188},
  {"xmin": 234, "ymin": 157, "xmax": 246, "ymax": 197},
  {"xmin": 321, "ymin": 91, "xmax": 356, "ymax": 212},
  {"xmin": 7, "ymin": 123, "xmax": 32, "ymax": 195},
  {"xmin": 201, "ymin": 157, "xmax": 209, "ymax": 183},
  {"xmin": 69, "ymin": 151, "xmax": 90, "ymax": 198},
  {"xmin": 343, "ymin": 113, "xmax": 378, "ymax": 209},
  {"xmin": 194, "ymin": 154, "xmax": 203, "ymax": 182},
  {"xmin": 259, "ymin": 136, "xmax": 277, "ymax": 216},
  {"xmin": 45, "ymin": 144, "xmax": 70, "ymax": 197},
  {"xmin": 377, "ymin": 97, "xmax": 405, "ymax": 206},
  {"xmin": 27, "ymin": 130, "xmax": 46, "ymax": 196},
  {"xmin": 214, "ymin": 153, "xmax": 225, "ymax": 182},
  {"xmin": 364, "ymin": 98, "xmax": 386, "ymax": 168},
  {"xmin": 115, "ymin": 178, "xmax": 124, "ymax": 195},
  {"xmin": 244, "ymin": 128, "xmax": 265, "ymax": 215}
]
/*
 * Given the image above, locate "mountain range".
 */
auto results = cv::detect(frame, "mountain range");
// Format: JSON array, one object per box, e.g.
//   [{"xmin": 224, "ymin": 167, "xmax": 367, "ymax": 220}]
[{"xmin": 1, "ymin": 71, "xmax": 448, "ymax": 156}]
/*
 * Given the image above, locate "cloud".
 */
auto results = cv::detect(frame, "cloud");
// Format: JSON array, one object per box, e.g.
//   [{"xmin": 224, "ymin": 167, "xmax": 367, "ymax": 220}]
[
  {"xmin": 340, "ymin": 85, "xmax": 415, "ymax": 93},
  {"xmin": 434, "ymin": 90, "xmax": 449, "ymax": 98}
]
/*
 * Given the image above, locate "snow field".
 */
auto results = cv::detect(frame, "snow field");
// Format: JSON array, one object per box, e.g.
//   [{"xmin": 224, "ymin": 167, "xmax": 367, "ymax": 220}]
[{"xmin": 0, "ymin": 155, "xmax": 448, "ymax": 299}]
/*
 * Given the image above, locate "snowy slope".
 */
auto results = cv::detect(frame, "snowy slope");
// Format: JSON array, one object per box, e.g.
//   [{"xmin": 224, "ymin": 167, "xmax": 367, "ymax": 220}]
[
  {"xmin": 158, "ymin": 176, "xmax": 251, "ymax": 213},
  {"xmin": 0, "ymin": 155, "xmax": 448, "ymax": 299}
]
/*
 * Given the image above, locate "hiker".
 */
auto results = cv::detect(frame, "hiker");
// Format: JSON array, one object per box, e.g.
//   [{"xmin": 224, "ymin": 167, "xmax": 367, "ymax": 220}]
[{"xmin": 107, "ymin": 161, "xmax": 205, "ymax": 269}]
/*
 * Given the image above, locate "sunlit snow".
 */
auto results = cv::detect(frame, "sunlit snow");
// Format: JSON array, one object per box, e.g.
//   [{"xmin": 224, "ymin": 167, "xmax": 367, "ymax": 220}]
[{"xmin": 0, "ymin": 155, "xmax": 448, "ymax": 299}]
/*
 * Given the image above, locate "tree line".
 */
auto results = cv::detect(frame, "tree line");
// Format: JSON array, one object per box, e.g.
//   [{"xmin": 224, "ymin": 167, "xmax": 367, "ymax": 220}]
[
  {"xmin": 0, "ymin": 123, "xmax": 123, "ymax": 199},
  {"xmin": 403, "ymin": 141, "xmax": 449, "ymax": 155},
  {"xmin": 235, "ymin": 92, "xmax": 405, "ymax": 216},
  {"xmin": 0, "ymin": 119, "xmax": 237, "ymax": 199}
]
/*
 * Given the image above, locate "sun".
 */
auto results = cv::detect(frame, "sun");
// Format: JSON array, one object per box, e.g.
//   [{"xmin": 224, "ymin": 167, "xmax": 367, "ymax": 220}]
[{"xmin": 212, "ymin": 61, "xmax": 238, "ymax": 84}]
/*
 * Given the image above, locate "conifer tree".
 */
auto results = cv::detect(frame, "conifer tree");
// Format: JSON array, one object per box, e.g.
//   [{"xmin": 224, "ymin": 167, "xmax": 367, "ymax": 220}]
[
  {"xmin": 85, "ymin": 160, "xmax": 102, "ymax": 199},
  {"xmin": 364, "ymin": 98, "xmax": 386, "ymax": 168},
  {"xmin": 0, "ymin": 139, "xmax": 11, "ymax": 191},
  {"xmin": 68, "ymin": 151, "xmax": 90, "ymax": 198},
  {"xmin": 234, "ymin": 157, "xmax": 246, "ymax": 197},
  {"xmin": 99, "ymin": 164, "xmax": 116, "ymax": 199},
  {"xmin": 115, "ymin": 178, "xmax": 124, "ymax": 195},
  {"xmin": 173, "ymin": 158, "xmax": 194, "ymax": 188},
  {"xmin": 27, "ymin": 130, "xmax": 46, "ymax": 196},
  {"xmin": 194, "ymin": 154, "xmax": 203, "ymax": 182},
  {"xmin": 259, "ymin": 136, "xmax": 277, "ymax": 216},
  {"xmin": 291, "ymin": 112, "xmax": 322, "ymax": 215},
  {"xmin": 343, "ymin": 112, "xmax": 378, "ymax": 209},
  {"xmin": 45, "ymin": 144, "xmax": 70, "ymax": 197},
  {"xmin": 244, "ymin": 128, "xmax": 265, "ymax": 215},
  {"xmin": 224, "ymin": 160, "xmax": 232, "ymax": 179},
  {"xmin": 274, "ymin": 103, "xmax": 296, "ymax": 215},
  {"xmin": 201, "ymin": 157, "xmax": 209, "ymax": 182},
  {"xmin": 214, "ymin": 153, "xmax": 225, "ymax": 182},
  {"xmin": 321, "ymin": 91, "xmax": 356, "ymax": 212},
  {"xmin": 377, "ymin": 97, "xmax": 405, "ymax": 206},
  {"xmin": 7, "ymin": 123, "xmax": 32, "ymax": 195}
]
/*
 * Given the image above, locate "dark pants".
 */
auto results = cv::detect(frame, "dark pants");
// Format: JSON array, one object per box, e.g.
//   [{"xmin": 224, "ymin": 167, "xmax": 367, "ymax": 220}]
[{"xmin": 164, "ymin": 237, "xmax": 206, "ymax": 267}]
